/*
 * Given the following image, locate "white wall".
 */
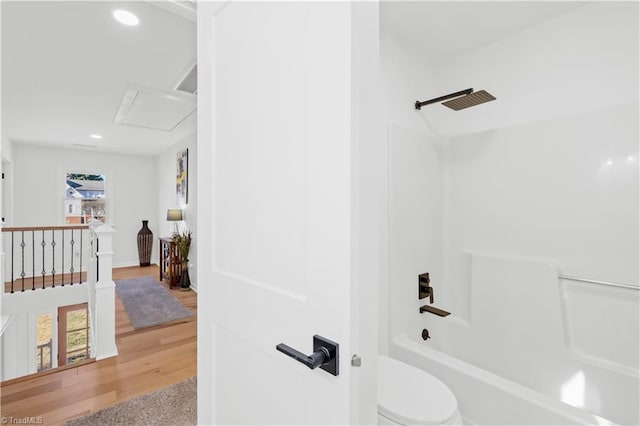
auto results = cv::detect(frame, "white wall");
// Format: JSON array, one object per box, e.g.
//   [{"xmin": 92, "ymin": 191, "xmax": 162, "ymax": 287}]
[
  {"xmin": 1, "ymin": 137, "xmax": 14, "ymax": 298},
  {"xmin": 2, "ymin": 136, "xmax": 14, "ymax": 225},
  {"xmin": 0, "ymin": 285, "xmax": 89, "ymax": 380},
  {"xmin": 380, "ymin": 32, "xmax": 441, "ymax": 136},
  {"xmin": 380, "ymin": 30, "xmax": 446, "ymax": 352},
  {"xmin": 444, "ymin": 104, "xmax": 639, "ymax": 318},
  {"xmin": 12, "ymin": 143, "xmax": 157, "ymax": 267},
  {"xmin": 2, "ymin": 136, "xmax": 13, "ymax": 163},
  {"xmin": 382, "ymin": 0, "xmax": 639, "ymax": 366},
  {"xmin": 155, "ymin": 133, "xmax": 197, "ymax": 290},
  {"xmin": 430, "ymin": 2, "xmax": 639, "ymax": 137},
  {"xmin": 1, "ymin": 313, "xmax": 27, "ymax": 381},
  {"xmin": 382, "ymin": 3, "xmax": 639, "ymax": 422},
  {"xmin": 386, "ymin": 124, "xmax": 446, "ymax": 342},
  {"xmin": 434, "ymin": 1, "xmax": 640, "ymax": 320}
]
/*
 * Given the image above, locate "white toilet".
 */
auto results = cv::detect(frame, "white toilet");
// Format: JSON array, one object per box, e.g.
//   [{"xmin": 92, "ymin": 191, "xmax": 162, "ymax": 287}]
[{"xmin": 378, "ymin": 355, "xmax": 463, "ymax": 425}]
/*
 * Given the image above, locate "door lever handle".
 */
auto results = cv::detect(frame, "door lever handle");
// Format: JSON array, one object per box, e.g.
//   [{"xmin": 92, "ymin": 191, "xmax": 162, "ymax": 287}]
[
  {"xmin": 276, "ymin": 343, "xmax": 330, "ymax": 369},
  {"xmin": 276, "ymin": 335, "xmax": 339, "ymax": 376}
]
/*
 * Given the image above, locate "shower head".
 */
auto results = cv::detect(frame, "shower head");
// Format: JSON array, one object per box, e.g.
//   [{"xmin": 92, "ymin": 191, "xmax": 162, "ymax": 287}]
[
  {"xmin": 415, "ymin": 88, "xmax": 496, "ymax": 111},
  {"xmin": 442, "ymin": 90, "xmax": 496, "ymax": 111}
]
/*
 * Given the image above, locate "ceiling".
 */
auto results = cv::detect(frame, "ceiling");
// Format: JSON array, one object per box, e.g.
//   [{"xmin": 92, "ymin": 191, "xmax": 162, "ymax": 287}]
[
  {"xmin": 2, "ymin": 1, "xmax": 588, "ymax": 156},
  {"xmin": 380, "ymin": 1, "xmax": 589, "ymax": 62},
  {"xmin": 1, "ymin": 1, "xmax": 196, "ymax": 156}
]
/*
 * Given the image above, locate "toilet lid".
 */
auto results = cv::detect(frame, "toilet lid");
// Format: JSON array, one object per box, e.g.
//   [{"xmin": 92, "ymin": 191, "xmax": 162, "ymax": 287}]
[{"xmin": 378, "ymin": 355, "xmax": 458, "ymax": 425}]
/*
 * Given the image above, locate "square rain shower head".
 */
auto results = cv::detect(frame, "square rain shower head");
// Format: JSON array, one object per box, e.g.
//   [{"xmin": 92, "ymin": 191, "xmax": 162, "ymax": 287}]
[{"xmin": 442, "ymin": 90, "xmax": 496, "ymax": 111}]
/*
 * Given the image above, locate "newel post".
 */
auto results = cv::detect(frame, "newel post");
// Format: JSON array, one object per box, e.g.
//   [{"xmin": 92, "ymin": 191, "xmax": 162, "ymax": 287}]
[{"xmin": 92, "ymin": 223, "xmax": 118, "ymax": 360}]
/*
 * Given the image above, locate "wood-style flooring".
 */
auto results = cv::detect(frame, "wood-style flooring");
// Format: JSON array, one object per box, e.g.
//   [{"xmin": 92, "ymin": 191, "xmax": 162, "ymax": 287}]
[{"xmin": 0, "ymin": 265, "xmax": 197, "ymax": 425}]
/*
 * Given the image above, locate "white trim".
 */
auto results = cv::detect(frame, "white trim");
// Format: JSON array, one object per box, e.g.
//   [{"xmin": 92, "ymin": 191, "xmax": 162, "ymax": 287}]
[
  {"xmin": 112, "ymin": 260, "xmax": 156, "ymax": 269},
  {"xmin": 0, "ymin": 315, "xmax": 13, "ymax": 336},
  {"xmin": 96, "ymin": 350, "xmax": 119, "ymax": 361},
  {"xmin": 173, "ymin": 60, "xmax": 198, "ymax": 94},
  {"xmin": 59, "ymin": 167, "xmax": 114, "ymax": 227}
]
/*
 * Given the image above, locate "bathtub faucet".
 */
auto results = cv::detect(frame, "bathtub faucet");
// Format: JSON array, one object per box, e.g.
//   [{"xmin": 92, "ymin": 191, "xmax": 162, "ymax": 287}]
[
  {"xmin": 420, "ymin": 305, "xmax": 451, "ymax": 317},
  {"xmin": 419, "ymin": 272, "xmax": 434, "ymax": 303},
  {"xmin": 418, "ymin": 272, "xmax": 451, "ymax": 317}
]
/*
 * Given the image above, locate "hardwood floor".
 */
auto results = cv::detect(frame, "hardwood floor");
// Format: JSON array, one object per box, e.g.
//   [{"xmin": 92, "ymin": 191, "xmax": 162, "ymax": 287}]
[{"xmin": 0, "ymin": 265, "xmax": 197, "ymax": 425}]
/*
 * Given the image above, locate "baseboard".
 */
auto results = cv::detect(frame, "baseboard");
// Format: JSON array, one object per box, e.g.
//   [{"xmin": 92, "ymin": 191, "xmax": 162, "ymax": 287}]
[
  {"xmin": 113, "ymin": 261, "xmax": 150, "ymax": 269},
  {"xmin": 96, "ymin": 350, "xmax": 119, "ymax": 361}
]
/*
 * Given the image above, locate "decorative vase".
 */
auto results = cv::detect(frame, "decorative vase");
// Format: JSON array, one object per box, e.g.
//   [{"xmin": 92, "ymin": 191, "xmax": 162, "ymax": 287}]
[
  {"xmin": 180, "ymin": 260, "xmax": 191, "ymax": 291},
  {"xmin": 137, "ymin": 220, "xmax": 153, "ymax": 266}
]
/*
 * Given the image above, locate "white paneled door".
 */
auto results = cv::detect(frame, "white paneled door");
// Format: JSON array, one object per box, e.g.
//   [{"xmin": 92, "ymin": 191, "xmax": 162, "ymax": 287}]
[{"xmin": 197, "ymin": 1, "xmax": 381, "ymax": 425}]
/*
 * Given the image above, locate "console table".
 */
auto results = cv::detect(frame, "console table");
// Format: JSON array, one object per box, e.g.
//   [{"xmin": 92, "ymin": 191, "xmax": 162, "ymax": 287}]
[{"xmin": 159, "ymin": 237, "xmax": 183, "ymax": 289}]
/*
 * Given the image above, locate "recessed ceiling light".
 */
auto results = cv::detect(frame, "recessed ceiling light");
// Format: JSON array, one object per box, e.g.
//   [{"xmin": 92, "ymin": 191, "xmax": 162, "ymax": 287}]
[
  {"xmin": 113, "ymin": 10, "xmax": 139, "ymax": 26},
  {"xmin": 90, "ymin": 134, "xmax": 103, "ymax": 139}
]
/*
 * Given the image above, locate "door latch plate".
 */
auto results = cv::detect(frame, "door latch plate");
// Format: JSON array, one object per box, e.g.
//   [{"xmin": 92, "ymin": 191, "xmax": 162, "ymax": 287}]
[
  {"xmin": 351, "ymin": 354, "xmax": 362, "ymax": 367},
  {"xmin": 314, "ymin": 335, "xmax": 339, "ymax": 376}
]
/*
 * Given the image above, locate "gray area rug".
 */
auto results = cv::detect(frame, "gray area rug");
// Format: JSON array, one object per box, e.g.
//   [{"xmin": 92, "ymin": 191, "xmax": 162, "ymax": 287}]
[
  {"xmin": 64, "ymin": 376, "xmax": 196, "ymax": 426},
  {"xmin": 115, "ymin": 276, "xmax": 192, "ymax": 329}
]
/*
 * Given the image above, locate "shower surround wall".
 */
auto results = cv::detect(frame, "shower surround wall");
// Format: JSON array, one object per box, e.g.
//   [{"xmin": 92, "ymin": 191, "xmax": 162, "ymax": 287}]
[
  {"xmin": 382, "ymin": 2, "xmax": 638, "ymax": 425},
  {"xmin": 379, "ymin": 31, "xmax": 446, "ymax": 352},
  {"xmin": 433, "ymin": 103, "xmax": 639, "ymax": 425},
  {"xmin": 444, "ymin": 104, "xmax": 639, "ymax": 320}
]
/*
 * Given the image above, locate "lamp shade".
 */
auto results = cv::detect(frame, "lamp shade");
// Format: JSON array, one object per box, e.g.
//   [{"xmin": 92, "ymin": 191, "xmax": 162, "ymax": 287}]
[{"xmin": 167, "ymin": 209, "xmax": 183, "ymax": 221}]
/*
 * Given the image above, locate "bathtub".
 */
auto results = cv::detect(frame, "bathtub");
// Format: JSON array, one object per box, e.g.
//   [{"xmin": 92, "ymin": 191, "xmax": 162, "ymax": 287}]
[
  {"xmin": 391, "ymin": 334, "xmax": 618, "ymax": 425},
  {"xmin": 388, "ymin": 253, "xmax": 639, "ymax": 425}
]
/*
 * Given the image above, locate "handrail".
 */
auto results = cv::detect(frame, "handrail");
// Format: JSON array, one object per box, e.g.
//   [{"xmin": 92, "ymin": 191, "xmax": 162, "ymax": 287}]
[
  {"xmin": 2, "ymin": 225, "xmax": 91, "ymax": 292},
  {"xmin": 2, "ymin": 225, "xmax": 89, "ymax": 232},
  {"xmin": 559, "ymin": 274, "xmax": 639, "ymax": 291}
]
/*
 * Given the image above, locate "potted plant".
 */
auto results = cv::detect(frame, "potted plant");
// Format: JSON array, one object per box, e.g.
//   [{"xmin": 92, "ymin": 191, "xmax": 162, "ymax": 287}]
[{"xmin": 173, "ymin": 230, "xmax": 192, "ymax": 291}]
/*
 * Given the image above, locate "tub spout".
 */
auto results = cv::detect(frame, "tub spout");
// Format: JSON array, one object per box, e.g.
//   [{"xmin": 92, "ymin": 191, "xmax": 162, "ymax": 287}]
[{"xmin": 419, "ymin": 305, "xmax": 451, "ymax": 317}]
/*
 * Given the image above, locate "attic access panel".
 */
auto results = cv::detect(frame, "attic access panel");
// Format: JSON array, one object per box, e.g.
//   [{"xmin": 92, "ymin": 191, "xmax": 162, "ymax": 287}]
[{"xmin": 114, "ymin": 85, "xmax": 196, "ymax": 131}]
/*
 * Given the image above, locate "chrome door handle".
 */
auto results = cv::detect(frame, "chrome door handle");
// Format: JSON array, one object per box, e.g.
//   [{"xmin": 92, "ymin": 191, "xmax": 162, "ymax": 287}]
[{"xmin": 276, "ymin": 335, "xmax": 339, "ymax": 376}]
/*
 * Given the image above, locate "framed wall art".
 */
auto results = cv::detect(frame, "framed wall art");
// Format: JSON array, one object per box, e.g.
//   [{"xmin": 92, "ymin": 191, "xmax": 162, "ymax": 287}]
[{"xmin": 176, "ymin": 148, "xmax": 188, "ymax": 205}]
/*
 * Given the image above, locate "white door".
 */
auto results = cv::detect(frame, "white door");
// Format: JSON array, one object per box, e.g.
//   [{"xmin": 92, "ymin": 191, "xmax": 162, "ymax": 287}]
[{"xmin": 197, "ymin": 1, "xmax": 381, "ymax": 424}]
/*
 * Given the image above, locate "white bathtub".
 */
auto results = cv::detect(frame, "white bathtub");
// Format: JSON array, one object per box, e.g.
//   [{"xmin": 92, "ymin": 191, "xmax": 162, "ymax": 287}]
[
  {"xmin": 387, "ymin": 253, "xmax": 639, "ymax": 425},
  {"xmin": 391, "ymin": 334, "xmax": 619, "ymax": 425}
]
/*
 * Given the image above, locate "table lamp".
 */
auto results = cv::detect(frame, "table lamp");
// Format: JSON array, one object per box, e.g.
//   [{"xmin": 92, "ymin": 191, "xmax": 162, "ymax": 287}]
[{"xmin": 166, "ymin": 209, "xmax": 183, "ymax": 235}]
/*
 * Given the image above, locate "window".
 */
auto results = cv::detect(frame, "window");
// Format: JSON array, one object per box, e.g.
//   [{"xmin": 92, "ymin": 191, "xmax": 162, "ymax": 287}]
[
  {"xmin": 64, "ymin": 173, "xmax": 107, "ymax": 224},
  {"xmin": 57, "ymin": 303, "xmax": 90, "ymax": 366},
  {"xmin": 36, "ymin": 312, "xmax": 53, "ymax": 372}
]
